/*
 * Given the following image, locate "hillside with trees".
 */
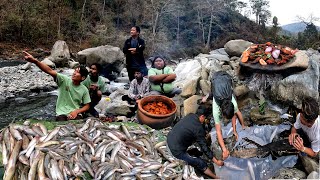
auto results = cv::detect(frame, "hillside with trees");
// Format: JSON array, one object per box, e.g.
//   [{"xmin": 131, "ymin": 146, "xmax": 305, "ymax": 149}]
[{"xmin": 0, "ymin": 0, "xmax": 319, "ymax": 59}]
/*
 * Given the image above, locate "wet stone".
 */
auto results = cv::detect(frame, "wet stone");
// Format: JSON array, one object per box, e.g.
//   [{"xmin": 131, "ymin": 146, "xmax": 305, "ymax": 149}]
[
  {"xmin": 250, "ymin": 107, "xmax": 282, "ymax": 125},
  {"xmin": 273, "ymin": 168, "xmax": 306, "ymax": 179}
]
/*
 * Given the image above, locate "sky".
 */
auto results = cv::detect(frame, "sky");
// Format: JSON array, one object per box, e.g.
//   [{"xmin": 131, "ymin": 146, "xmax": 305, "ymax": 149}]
[{"xmin": 243, "ymin": 0, "xmax": 320, "ymax": 26}]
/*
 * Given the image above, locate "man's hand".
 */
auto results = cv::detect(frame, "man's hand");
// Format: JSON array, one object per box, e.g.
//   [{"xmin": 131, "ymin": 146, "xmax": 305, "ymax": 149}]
[
  {"xmin": 68, "ymin": 111, "xmax": 78, "ymax": 120},
  {"xmin": 90, "ymin": 84, "xmax": 98, "ymax": 91},
  {"xmin": 293, "ymin": 136, "xmax": 305, "ymax": 151},
  {"xmin": 23, "ymin": 51, "xmax": 38, "ymax": 63},
  {"xmin": 212, "ymin": 157, "xmax": 224, "ymax": 166},
  {"xmin": 128, "ymin": 48, "xmax": 136, "ymax": 54},
  {"xmin": 222, "ymin": 147, "xmax": 230, "ymax": 160},
  {"xmin": 288, "ymin": 133, "xmax": 299, "ymax": 145},
  {"xmin": 201, "ymin": 94, "xmax": 210, "ymax": 103}
]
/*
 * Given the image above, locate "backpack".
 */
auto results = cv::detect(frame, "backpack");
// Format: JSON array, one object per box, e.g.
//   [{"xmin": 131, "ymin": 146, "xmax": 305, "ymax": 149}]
[{"xmin": 211, "ymin": 71, "xmax": 233, "ymax": 106}]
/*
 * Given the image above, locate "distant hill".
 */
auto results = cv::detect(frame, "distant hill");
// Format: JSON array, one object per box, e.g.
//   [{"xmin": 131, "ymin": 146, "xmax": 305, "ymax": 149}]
[{"xmin": 281, "ymin": 22, "xmax": 320, "ymax": 33}]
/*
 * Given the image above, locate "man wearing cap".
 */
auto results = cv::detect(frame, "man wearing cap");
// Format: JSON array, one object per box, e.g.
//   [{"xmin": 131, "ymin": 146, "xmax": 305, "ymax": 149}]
[{"xmin": 167, "ymin": 105, "xmax": 223, "ymax": 179}]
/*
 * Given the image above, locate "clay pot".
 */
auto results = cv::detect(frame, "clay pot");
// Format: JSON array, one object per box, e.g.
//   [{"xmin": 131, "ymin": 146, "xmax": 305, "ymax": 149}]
[{"xmin": 137, "ymin": 95, "xmax": 177, "ymax": 129}]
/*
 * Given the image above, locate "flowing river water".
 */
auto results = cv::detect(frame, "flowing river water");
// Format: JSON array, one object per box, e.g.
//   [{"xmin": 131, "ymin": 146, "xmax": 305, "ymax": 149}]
[{"xmin": 0, "ymin": 93, "xmax": 57, "ymax": 128}]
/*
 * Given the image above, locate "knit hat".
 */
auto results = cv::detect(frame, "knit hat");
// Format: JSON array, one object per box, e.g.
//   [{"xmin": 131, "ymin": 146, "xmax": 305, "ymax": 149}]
[{"xmin": 151, "ymin": 56, "xmax": 166, "ymax": 68}]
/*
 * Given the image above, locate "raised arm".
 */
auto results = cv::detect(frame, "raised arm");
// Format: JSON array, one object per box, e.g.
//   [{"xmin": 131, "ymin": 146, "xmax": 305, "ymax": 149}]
[{"xmin": 23, "ymin": 51, "xmax": 57, "ymax": 78}]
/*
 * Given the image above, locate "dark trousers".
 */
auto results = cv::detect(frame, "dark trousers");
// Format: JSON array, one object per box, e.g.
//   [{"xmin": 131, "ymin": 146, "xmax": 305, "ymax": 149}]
[
  {"xmin": 88, "ymin": 101, "xmax": 99, "ymax": 117},
  {"xmin": 122, "ymin": 95, "xmax": 138, "ymax": 117},
  {"xmin": 174, "ymin": 151, "xmax": 208, "ymax": 172}
]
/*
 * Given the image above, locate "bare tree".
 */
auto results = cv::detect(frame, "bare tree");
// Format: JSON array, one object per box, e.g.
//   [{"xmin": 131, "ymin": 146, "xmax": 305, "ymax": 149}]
[
  {"xmin": 249, "ymin": 0, "xmax": 270, "ymax": 25},
  {"xmin": 296, "ymin": 14, "xmax": 320, "ymax": 25},
  {"xmin": 145, "ymin": 0, "xmax": 175, "ymax": 53},
  {"xmin": 194, "ymin": 0, "xmax": 224, "ymax": 49}
]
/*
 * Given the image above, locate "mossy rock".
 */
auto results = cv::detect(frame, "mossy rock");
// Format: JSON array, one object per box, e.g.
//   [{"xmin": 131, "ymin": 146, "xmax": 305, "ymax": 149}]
[{"xmin": 250, "ymin": 107, "xmax": 282, "ymax": 125}]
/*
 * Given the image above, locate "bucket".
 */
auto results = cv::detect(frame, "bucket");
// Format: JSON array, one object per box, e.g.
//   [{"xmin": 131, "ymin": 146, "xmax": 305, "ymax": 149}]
[{"xmin": 137, "ymin": 95, "xmax": 177, "ymax": 129}]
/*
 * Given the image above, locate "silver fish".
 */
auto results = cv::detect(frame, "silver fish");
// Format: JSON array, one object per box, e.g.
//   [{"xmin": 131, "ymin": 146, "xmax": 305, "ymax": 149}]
[{"xmin": 3, "ymin": 140, "xmax": 22, "ymax": 180}]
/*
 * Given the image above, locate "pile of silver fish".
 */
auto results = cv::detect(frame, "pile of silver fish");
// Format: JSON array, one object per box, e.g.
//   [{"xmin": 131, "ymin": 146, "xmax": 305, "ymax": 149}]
[{"xmin": 0, "ymin": 118, "xmax": 204, "ymax": 180}]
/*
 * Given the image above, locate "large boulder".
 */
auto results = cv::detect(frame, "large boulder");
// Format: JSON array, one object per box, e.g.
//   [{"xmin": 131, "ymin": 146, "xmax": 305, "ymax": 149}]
[
  {"xmin": 183, "ymin": 95, "xmax": 202, "ymax": 116},
  {"xmin": 50, "ymin": 40, "xmax": 71, "ymax": 67},
  {"xmin": 300, "ymin": 155, "xmax": 319, "ymax": 174},
  {"xmin": 174, "ymin": 60, "xmax": 202, "ymax": 97},
  {"xmin": 209, "ymin": 48, "xmax": 229, "ymax": 56},
  {"xmin": 203, "ymin": 53, "xmax": 230, "ymax": 62},
  {"xmin": 199, "ymin": 80, "xmax": 211, "ymax": 95},
  {"xmin": 77, "ymin": 45, "xmax": 125, "ymax": 73},
  {"xmin": 270, "ymin": 54, "xmax": 319, "ymax": 108},
  {"xmin": 180, "ymin": 77, "xmax": 200, "ymax": 97},
  {"xmin": 41, "ymin": 58, "xmax": 56, "ymax": 68},
  {"xmin": 234, "ymin": 84, "xmax": 249, "ymax": 97},
  {"xmin": 224, "ymin": 39, "xmax": 252, "ymax": 57}
]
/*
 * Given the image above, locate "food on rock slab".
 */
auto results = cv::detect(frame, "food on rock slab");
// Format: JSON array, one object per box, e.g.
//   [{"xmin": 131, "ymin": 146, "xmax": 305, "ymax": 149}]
[{"xmin": 241, "ymin": 42, "xmax": 298, "ymax": 66}]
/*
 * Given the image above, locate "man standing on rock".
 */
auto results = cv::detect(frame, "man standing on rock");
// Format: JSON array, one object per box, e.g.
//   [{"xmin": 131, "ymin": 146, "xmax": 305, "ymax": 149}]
[
  {"xmin": 23, "ymin": 51, "xmax": 91, "ymax": 121},
  {"xmin": 123, "ymin": 26, "xmax": 148, "ymax": 81},
  {"xmin": 82, "ymin": 63, "xmax": 106, "ymax": 117}
]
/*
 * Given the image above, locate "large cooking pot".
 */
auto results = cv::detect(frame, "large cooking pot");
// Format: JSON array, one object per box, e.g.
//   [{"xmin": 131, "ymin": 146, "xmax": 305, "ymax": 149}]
[{"xmin": 137, "ymin": 95, "xmax": 177, "ymax": 129}]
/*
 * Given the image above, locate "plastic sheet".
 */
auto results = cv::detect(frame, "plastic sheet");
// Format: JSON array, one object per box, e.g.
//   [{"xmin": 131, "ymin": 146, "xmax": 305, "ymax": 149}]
[
  {"xmin": 214, "ymin": 155, "xmax": 298, "ymax": 180},
  {"xmin": 210, "ymin": 121, "xmax": 297, "ymax": 179}
]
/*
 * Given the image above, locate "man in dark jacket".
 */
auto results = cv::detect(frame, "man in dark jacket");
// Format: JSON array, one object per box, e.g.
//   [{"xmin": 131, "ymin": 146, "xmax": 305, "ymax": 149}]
[
  {"xmin": 123, "ymin": 26, "xmax": 148, "ymax": 81},
  {"xmin": 167, "ymin": 105, "xmax": 222, "ymax": 179}
]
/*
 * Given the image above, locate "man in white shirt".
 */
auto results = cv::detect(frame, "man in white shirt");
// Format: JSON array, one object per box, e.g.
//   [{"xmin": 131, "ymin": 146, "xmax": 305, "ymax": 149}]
[{"xmin": 289, "ymin": 97, "xmax": 320, "ymax": 157}]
